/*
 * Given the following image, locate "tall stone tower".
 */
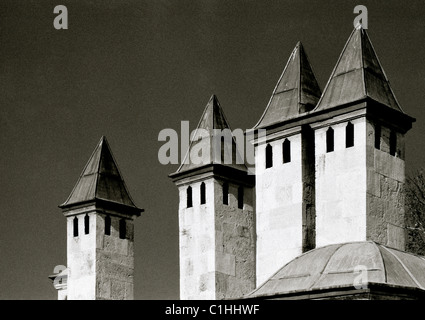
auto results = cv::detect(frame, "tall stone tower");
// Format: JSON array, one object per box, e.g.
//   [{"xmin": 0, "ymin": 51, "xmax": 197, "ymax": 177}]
[
  {"xmin": 169, "ymin": 95, "xmax": 256, "ymax": 300},
  {"xmin": 312, "ymin": 25, "xmax": 415, "ymax": 249},
  {"xmin": 253, "ymin": 42, "xmax": 322, "ymax": 285},
  {"xmin": 57, "ymin": 136, "xmax": 143, "ymax": 300}
]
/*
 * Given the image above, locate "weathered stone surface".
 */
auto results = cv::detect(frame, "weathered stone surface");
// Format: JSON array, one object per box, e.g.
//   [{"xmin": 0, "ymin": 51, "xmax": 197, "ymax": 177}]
[
  {"xmin": 64, "ymin": 209, "xmax": 136, "ymax": 300},
  {"xmin": 110, "ymin": 280, "xmax": 126, "ymax": 300},
  {"xmin": 177, "ymin": 175, "xmax": 255, "ymax": 300},
  {"xmin": 215, "ymin": 252, "xmax": 236, "ymax": 276},
  {"xmin": 315, "ymin": 117, "xmax": 407, "ymax": 251}
]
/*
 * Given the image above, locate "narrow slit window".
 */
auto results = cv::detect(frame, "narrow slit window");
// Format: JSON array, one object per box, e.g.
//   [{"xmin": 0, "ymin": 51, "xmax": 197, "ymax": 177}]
[
  {"xmin": 390, "ymin": 131, "xmax": 397, "ymax": 156},
  {"xmin": 265, "ymin": 144, "xmax": 273, "ymax": 168},
  {"xmin": 220, "ymin": 136, "xmax": 225, "ymax": 164},
  {"xmin": 187, "ymin": 186, "xmax": 193, "ymax": 208},
  {"xmin": 326, "ymin": 127, "xmax": 334, "ymax": 153},
  {"xmin": 346, "ymin": 122, "xmax": 354, "ymax": 148},
  {"xmin": 282, "ymin": 139, "xmax": 291, "ymax": 163},
  {"xmin": 84, "ymin": 214, "xmax": 89, "ymax": 235},
  {"xmin": 119, "ymin": 219, "xmax": 126, "ymax": 239},
  {"xmin": 375, "ymin": 124, "xmax": 381, "ymax": 150},
  {"xmin": 200, "ymin": 182, "xmax": 206, "ymax": 205},
  {"xmin": 105, "ymin": 215, "xmax": 111, "ymax": 236},
  {"xmin": 223, "ymin": 182, "xmax": 229, "ymax": 205},
  {"xmin": 237, "ymin": 186, "xmax": 244, "ymax": 209},
  {"xmin": 73, "ymin": 216, "xmax": 78, "ymax": 237}
]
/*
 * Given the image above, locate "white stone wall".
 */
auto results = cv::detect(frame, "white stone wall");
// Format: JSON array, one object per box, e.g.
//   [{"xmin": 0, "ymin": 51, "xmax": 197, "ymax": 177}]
[
  {"xmin": 314, "ymin": 116, "xmax": 406, "ymax": 250},
  {"xmin": 179, "ymin": 178, "xmax": 216, "ymax": 300},
  {"xmin": 58, "ymin": 288, "xmax": 68, "ymax": 300},
  {"xmin": 255, "ymin": 133, "xmax": 303, "ymax": 285},
  {"xmin": 178, "ymin": 176, "xmax": 255, "ymax": 299},
  {"xmin": 315, "ymin": 118, "xmax": 368, "ymax": 247},
  {"xmin": 67, "ymin": 212, "xmax": 97, "ymax": 300},
  {"xmin": 66, "ymin": 210, "xmax": 135, "ymax": 300}
]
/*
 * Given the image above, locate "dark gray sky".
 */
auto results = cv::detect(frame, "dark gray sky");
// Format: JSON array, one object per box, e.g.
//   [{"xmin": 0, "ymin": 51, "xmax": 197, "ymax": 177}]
[{"xmin": 1, "ymin": 0, "xmax": 424, "ymax": 299}]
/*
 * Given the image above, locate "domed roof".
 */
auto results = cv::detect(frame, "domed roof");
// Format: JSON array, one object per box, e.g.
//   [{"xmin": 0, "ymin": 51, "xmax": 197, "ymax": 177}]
[{"xmin": 248, "ymin": 241, "xmax": 425, "ymax": 298}]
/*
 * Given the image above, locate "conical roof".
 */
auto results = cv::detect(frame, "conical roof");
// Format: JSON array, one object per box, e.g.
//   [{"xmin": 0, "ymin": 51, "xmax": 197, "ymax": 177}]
[
  {"xmin": 175, "ymin": 95, "xmax": 247, "ymax": 174},
  {"xmin": 254, "ymin": 42, "xmax": 322, "ymax": 129},
  {"xmin": 60, "ymin": 136, "xmax": 141, "ymax": 213},
  {"xmin": 315, "ymin": 24, "xmax": 404, "ymax": 113}
]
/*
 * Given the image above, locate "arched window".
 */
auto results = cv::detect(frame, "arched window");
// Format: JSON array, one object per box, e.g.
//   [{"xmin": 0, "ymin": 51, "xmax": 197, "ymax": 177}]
[
  {"xmin": 326, "ymin": 127, "xmax": 334, "ymax": 153},
  {"xmin": 84, "ymin": 214, "xmax": 89, "ymax": 235},
  {"xmin": 73, "ymin": 216, "xmax": 78, "ymax": 237},
  {"xmin": 223, "ymin": 182, "xmax": 229, "ymax": 205},
  {"xmin": 186, "ymin": 186, "xmax": 193, "ymax": 208},
  {"xmin": 238, "ymin": 186, "xmax": 244, "ymax": 209},
  {"xmin": 346, "ymin": 122, "xmax": 354, "ymax": 148},
  {"xmin": 200, "ymin": 182, "xmax": 206, "ymax": 205},
  {"xmin": 265, "ymin": 144, "xmax": 273, "ymax": 168},
  {"xmin": 105, "ymin": 215, "xmax": 111, "ymax": 236},
  {"xmin": 390, "ymin": 131, "xmax": 397, "ymax": 156},
  {"xmin": 119, "ymin": 219, "xmax": 126, "ymax": 239},
  {"xmin": 375, "ymin": 124, "xmax": 381, "ymax": 150},
  {"xmin": 282, "ymin": 139, "xmax": 291, "ymax": 163}
]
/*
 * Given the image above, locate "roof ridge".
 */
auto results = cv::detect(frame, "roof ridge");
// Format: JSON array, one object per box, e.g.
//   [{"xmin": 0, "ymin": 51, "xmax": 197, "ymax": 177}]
[
  {"xmin": 100, "ymin": 137, "xmax": 139, "ymax": 208},
  {"xmin": 253, "ymin": 45, "xmax": 297, "ymax": 129},
  {"xmin": 380, "ymin": 245, "xmax": 425, "ymax": 290},
  {"xmin": 254, "ymin": 41, "xmax": 321, "ymax": 129},
  {"xmin": 313, "ymin": 27, "xmax": 358, "ymax": 112},
  {"xmin": 175, "ymin": 96, "xmax": 214, "ymax": 174},
  {"xmin": 60, "ymin": 136, "xmax": 104, "ymax": 207},
  {"xmin": 93, "ymin": 137, "xmax": 105, "ymax": 206},
  {"xmin": 363, "ymin": 29, "xmax": 406, "ymax": 114},
  {"xmin": 371, "ymin": 241, "xmax": 388, "ymax": 283},
  {"xmin": 360, "ymin": 27, "xmax": 367, "ymax": 99}
]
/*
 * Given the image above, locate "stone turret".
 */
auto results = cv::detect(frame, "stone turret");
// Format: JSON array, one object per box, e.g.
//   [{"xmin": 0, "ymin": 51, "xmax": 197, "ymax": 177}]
[
  {"xmin": 311, "ymin": 25, "xmax": 415, "ymax": 249},
  {"xmin": 253, "ymin": 42, "xmax": 322, "ymax": 285},
  {"xmin": 54, "ymin": 136, "xmax": 143, "ymax": 300},
  {"xmin": 170, "ymin": 95, "xmax": 255, "ymax": 299}
]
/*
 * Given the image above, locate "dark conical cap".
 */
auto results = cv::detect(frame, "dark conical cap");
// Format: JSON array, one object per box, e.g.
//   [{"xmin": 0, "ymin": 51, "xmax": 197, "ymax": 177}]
[
  {"xmin": 174, "ymin": 95, "xmax": 247, "ymax": 174},
  {"xmin": 60, "ymin": 136, "xmax": 142, "ymax": 214},
  {"xmin": 314, "ymin": 24, "xmax": 404, "ymax": 113},
  {"xmin": 254, "ymin": 42, "xmax": 322, "ymax": 129}
]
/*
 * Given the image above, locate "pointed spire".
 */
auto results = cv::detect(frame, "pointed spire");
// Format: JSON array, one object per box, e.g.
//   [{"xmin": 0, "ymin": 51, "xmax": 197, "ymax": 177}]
[
  {"xmin": 60, "ymin": 136, "xmax": 142, "ymax": 214},
  {"xmin": 314, "ymin": 25, "xmax": 403, "ymax": 113},
  {"xmin": 174, "ymin": 95, "xmax": 247, "ymax": 174},
  {"xmin": 197, "ymin": 94, "xmax": 231, "ymax": 132},
  {"xmin": 254, "ymin": 42, "xmax": 322, "ymax": 129}
]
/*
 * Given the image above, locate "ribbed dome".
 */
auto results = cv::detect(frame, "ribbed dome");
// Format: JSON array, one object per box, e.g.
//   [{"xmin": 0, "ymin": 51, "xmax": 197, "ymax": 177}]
[{"xmin": 248, "ymin": 241, "xmax": 425, "ymax": 298}]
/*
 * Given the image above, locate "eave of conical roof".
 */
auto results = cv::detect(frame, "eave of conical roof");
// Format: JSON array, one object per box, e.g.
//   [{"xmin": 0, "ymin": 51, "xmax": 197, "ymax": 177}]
[
  {"xmin": 254, "ymin": 42, "xmax": 322, "ymax": 129},
  {"xmin": 314, "ymin": 24, "xmax": 404, "ymax": 113},
  {"xmin": 174, "ymin": 94, "xmax": 247, "ymax": 174},
  {"xmin": 59, "ymin": 136, "xmax": 142, "ymax": 214}
]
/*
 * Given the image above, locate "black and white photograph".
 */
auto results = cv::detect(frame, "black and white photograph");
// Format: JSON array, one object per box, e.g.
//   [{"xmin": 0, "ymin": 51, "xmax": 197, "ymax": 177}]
[{"xmin": 1, "ymin": 0, "xmax": 425, "ymax": 310}]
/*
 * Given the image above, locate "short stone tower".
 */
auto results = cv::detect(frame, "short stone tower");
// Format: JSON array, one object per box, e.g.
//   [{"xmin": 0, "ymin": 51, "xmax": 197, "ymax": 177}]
[
  {"xmin": 170, "ymin": 95, "xmax": 256, "ymax": 299},
  {"xmin": 253, "ymin": 42, "xmax": 322, "ymax": 285},
  {"xmin": 311, "ymin": 25, "xmax": 415, "ymax": 250},
  {"xmin": 57, "ymin": 136, "xmax": 143, "ymax": 300}
]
